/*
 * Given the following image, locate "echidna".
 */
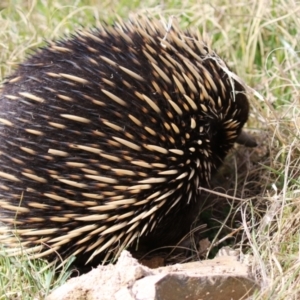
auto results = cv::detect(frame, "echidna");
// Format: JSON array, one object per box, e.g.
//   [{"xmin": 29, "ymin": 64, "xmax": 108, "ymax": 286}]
[{"xmin": 0, "ymin": 16, "xmax": 252, "ymax": 265}]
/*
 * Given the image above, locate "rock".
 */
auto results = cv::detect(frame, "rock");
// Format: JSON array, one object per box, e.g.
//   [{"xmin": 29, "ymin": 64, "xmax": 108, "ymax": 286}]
[{"xmin": 46, "ymin": 250, "xmax": 259, "ymax": 300}]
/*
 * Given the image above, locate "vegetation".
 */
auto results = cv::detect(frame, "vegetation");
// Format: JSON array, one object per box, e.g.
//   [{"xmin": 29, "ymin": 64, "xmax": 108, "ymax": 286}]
[{"xmin": 0, "ymin": 0, "xmax": 299, "ymax": 298}]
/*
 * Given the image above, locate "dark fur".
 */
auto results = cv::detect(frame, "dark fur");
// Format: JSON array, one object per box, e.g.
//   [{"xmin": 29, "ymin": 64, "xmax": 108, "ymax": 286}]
[{"xmin": 0, "ymin": 18, "xmax": 249, "ymax": 265}]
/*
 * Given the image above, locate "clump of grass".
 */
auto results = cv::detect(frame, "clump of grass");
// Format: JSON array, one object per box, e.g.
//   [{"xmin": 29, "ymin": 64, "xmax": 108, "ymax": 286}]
[
  {"xmin": 0, "ymin": 247, "xmax": 74, "ymax": 299},
  {"xmin": 0, "ymin": 0, "xmax": 299, "ymax": 299}
]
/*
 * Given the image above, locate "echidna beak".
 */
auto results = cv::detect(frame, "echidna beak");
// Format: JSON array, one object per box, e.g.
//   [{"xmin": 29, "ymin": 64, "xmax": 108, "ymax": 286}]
[{"xmin": 236, "ymin": 130, "xmax": 257, "ymax": 147}]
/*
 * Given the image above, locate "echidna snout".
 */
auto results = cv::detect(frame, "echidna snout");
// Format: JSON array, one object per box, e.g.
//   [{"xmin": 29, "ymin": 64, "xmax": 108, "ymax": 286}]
[{"xmin": 0, "ymin": 16, "xmax": 250, "ymax": 265}]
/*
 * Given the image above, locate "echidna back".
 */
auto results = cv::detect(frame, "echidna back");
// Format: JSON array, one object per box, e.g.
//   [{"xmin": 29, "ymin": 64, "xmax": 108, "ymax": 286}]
[{"xmin": 0, "ymin": 17, "xmax": 249, "ymax": 264}]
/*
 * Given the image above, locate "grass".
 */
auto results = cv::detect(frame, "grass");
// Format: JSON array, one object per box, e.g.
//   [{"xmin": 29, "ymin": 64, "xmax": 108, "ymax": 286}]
[
  {"xmin": 0, "ymin": 249, "xmax": 73, "ymax": 299},
  {"xmin": 0, "ymin": 0, "xmax": 300, "ymax": 298}
]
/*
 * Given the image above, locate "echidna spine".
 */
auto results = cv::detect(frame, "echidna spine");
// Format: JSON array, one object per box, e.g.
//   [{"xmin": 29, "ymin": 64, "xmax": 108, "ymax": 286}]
[{"xmin": 0, "ymin": 16, "xmax": 250, "ymax": 265}]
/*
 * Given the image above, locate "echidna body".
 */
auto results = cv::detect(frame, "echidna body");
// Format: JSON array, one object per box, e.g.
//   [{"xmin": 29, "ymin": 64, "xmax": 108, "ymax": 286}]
[{"xmin": 0, "ymin": 17, "xmax": 249, "ymax": 264}]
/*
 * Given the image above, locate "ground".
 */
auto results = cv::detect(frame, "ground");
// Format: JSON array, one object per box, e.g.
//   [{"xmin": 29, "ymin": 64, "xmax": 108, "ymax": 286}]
[{"xmin": 0, "ymin": 1, "xmax": 300, "ymax": 299}]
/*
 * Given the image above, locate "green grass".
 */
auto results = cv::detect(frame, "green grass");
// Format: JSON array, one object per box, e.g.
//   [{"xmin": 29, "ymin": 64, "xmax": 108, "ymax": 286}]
[
  {"xmin": 0, "ymin": 0, "xmax": 300, "ymax": 298},
  {"xmin": 0, "ymin": 249, "xmax": 73, "ymax": 299}
]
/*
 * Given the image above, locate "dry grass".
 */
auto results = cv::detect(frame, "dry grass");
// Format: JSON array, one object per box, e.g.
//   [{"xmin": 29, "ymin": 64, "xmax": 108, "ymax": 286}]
[{"xmin": 0, "ymin": 0, "xmax": 299, "ymax": 299}]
